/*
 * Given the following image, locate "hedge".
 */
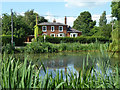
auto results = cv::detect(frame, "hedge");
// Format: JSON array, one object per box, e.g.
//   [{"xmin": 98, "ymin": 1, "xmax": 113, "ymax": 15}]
[
  {"xmin": 2, "ymin": 35, "xmax": 26, "ymax": 46},
  {"xmin": 38, "ymin": 36, "xmax": 112, "ymax": 44}
]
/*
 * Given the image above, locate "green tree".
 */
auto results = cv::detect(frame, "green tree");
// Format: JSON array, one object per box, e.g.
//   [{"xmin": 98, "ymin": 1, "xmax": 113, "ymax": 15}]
[
  {"xmin": 99, "ymin": 11, "xmax": 107, "ymax": 26},
  {"xmin": 2, "ymin": 13, "xmax": 31, "ymax": 45},
  {"xmin": 110, "ymin": 1, "xmax": 120, "ymax": 52},
  {"xmin": 111, "ymin": 1, "xmax": 120, "ymax": 20},
  {"xmin": 101, "ymin": 24, "xmax": 112, "ymax": 39},
  {"xmin": 73, "ymin": 11, "xmax": 96, "ymax": 36},
  {"xmin": 89, "ymin": 26, "xmax": 100, "ymax": 36},
  {"xmin": 24, "ymin": 9, "xmax": 48, "ymax": 35},
  {"xmin": 2, "ymin": 13, "xmax": 30, "ymax": 38},
  {"xmin": 93, "ymin": 24, "xmax": 112, "ymax": 39}
]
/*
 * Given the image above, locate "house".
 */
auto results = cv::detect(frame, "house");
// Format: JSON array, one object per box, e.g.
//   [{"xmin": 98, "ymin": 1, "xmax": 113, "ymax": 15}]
[
  {"xmin": 26, "ymin": 16, "xmax": 82, "ymax": 42},
  {"xmin": 37, "ymin": 16, "xmax": 82, "ymax": 38}
]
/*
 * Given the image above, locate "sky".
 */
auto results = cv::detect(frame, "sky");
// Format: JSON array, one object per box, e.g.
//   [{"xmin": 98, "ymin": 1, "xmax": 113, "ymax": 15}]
[{"xmin": 1, "ymin": 0, "xmax": 113, "ymax": 26}]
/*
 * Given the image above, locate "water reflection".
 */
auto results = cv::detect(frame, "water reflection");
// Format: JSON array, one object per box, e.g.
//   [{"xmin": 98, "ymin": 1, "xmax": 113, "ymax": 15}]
[{"xmin": 10, "ymin": 52, "xmax": 120, "ymax": 78}]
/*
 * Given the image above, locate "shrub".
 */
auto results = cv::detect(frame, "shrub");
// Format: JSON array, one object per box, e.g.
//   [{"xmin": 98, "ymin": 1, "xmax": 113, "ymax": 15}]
[
  {"xmin": 25, "ymin": 41, "xmax": 109, "ymax": 54},
  {"xmin": 2, "ymin": 35, "xmax": 26, "ymax": 46},
  {"xmin": 2, "ymin": 43, "xmax": 15, "ymax": 54},
  {"xmin": 38, "ymin": 36, "xmax": 111, "ymax": 44}
]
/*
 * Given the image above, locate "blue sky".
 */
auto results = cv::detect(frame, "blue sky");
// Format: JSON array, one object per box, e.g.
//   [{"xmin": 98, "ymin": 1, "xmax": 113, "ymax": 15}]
[{"xmin": 1, "ymin": 1, "xmax": 112, "ymax": 26}]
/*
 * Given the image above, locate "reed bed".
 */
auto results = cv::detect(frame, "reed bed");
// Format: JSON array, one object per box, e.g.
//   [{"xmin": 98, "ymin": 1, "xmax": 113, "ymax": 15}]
[
  {"xmin": 25, "ymin": 42, "xmax": 109, "ymax": 54},
  {"xmin": 1, "ymin": 48, "xmax": 120, "ymax": 89}
]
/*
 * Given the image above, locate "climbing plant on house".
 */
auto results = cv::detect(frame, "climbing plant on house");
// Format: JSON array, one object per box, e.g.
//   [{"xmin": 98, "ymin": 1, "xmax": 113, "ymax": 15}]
[{"xmin": 34, "ymin": 25, "xmax": 39, "ymax": 40}]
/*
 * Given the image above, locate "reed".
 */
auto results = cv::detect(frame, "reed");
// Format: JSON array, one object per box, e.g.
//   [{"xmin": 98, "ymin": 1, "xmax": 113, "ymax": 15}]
[
  {"xmin": 1, "ymin": 49, "xmax": 120, "ymax": 89},
  {"xmin": 25, "ymin": 42, "xmax": 109, "ymax": 54}
]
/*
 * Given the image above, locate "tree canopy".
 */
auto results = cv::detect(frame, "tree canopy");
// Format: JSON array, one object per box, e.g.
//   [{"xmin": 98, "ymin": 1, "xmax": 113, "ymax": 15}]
[
  {"xmin": 99, "ymin": 11, "xmax": 107, "ymax": 27},
  {"xmin": 73, "ymin": 11, "xmax": 96, "ymax": 36},
  {"xmin": 24, "ymin": 9, "xmax": 48, "ymax": 35},
  {"xmin": 2, "ymin": 10, "xmax": 48, "ymax": 45},
  {"xmin": 2, "ymin": 13, "xmax": 30, "ymax": 38},
  {"xmin": 111, "ymin": 1, "xmax": 120, "ymax": 20},
  {"xmin": 109, "ymin": 1, "xmax": 120, "ymax": 52}
]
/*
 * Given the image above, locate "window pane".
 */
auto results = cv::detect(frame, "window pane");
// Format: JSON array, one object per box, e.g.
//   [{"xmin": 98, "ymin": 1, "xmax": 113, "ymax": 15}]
[
  {"xmin": 59, "ymin": 26, "xmax": 63, "ymax": 31},
  {"xmin": 60, "ymin": 34, "xmax": 62, "ymax": 36}
]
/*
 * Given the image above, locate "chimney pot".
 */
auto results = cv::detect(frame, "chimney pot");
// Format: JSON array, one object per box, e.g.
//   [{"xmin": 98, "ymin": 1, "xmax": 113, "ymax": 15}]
[
  {"xmin": 65, "ymin": 16, "xmax": 67, "ymax": 25},
  {"xmin": 53, "ymin": 19, "xmax": 56, "ymax": 23}
]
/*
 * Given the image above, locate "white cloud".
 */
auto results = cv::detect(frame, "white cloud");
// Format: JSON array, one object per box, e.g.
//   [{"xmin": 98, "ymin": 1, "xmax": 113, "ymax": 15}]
[
  {"xmin": 64, "ymin": 0, "xmax": 112, "ymax": 8},
  {"xmin": 92, "ymin": 14, "xmax": 116, "ymax": 26},
  {"xmin": 16, "ymin": 12, "xmax": 25, "ymax": 16}
]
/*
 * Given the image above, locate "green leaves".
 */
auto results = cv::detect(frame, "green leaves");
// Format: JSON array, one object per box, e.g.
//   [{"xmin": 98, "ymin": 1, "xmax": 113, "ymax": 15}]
[
  {"xmin": 111, "ymin": 1, "xmax": 120, "ymax": 20},
  {"xmin": 1, "ymin": 51, "xmax": 120, "ymax": 89},
  {"xmin": 73, "ymin": 11, "xmax": 96, "ymax": 36},
  {"xmin": 99, "ymin": 11, "xmax": 107, "ymax": 27}
]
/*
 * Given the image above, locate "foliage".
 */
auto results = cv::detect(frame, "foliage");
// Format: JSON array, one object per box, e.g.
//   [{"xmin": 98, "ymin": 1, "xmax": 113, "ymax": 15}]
[
  {"xmin": 2, "ymin": 35, "xmax": 26, "ymax": 46},
  {"xmin": 2, "ymin": 10, "xmax": 47, "ymax": 45},
  {"xmin": 93, "ymin": 24, "xmax": 112, "ymax": 39},
  {"xmin": 89, "ymin": 26, "xmax": 100, "ymax": 36},
  {"xmin": 73, "ymin": 11, "xmax": 96, "ymax": 36},
  {"xmin": 111, "ymin": 1, "xmax": 120, "ymax": 20},
  {"xmin": 2, "ymin": 35, "xmax": 12, "ymax": 45},
  {"xmin": 2, "ymin": 13, "xmax": 30, "ymax": 38},
  {"xmin": 1, "ymin": 50, "xmax": 120, "ymax": 88},
  {"xmin": 25, "ymin": 42, "xmax": 109, "ymax": 54},
  {"xmin": 99, "ymin": 11, "xmax": 107, "ymax": 26},
  {"xmin": 109, "ymin": 27, "xmax": 120, "ymax": 51},
  {"xmin": 2, "ymin": 13, "xmax": 30, "ymax": 45},
  {"xmin": 110, "ymin": 1, "xmax": 120, "ymax": 52},
  {"xmin": 24, "ymin": 9, "xmax": 48, "ymax": 35},
  {"xmin": 34, "ymin": 25, "xmax": 39, "ymax": 40},
  {"xmin": 25, "ymin": 42, "xmax": 59, "ymax": 53},
  {"xmin": 38, "ymin": 36, "xmax": 111, "ymax": 44},
  {"xmin": 2, "ymin": 44, "xmax": 15, "ymax": 54}
]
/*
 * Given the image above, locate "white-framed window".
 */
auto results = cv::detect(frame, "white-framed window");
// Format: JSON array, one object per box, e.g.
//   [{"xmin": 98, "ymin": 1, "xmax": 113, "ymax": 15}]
[
  {"xmin": 57, "ymin": 33, "xmax": 65, "ymax": 37},
  {"xmin": 59, "ymin": 26, "xmax": 63, "ymax": 32},
  {"xmin": 51, "ymin": 26, "xmax": 55, "ymax": 32},
  {"xmin": 42, "ymin": 26, "xmax": 47, "ymax": 32},
  {"xmin": 42, "ymin": 33, "xmax": 47, "ymax": 36},
  {"xmin": 70, "ymin": 33, "xmax": 78, "ymax": 37},
  {"xmin": 50, "ymin": 33, "xmax": 55, "ymax": 37}
]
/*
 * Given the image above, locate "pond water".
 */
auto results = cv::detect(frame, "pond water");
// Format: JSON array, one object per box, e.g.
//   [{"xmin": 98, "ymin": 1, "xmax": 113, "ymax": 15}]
[{"xmin": 13, "ymin": 51, "xmax": 120, "ymax": 78}]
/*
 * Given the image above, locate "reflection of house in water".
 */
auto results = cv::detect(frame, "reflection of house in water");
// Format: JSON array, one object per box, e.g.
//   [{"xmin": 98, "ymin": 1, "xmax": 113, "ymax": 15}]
[{"xmin": 43, "ymin": 59, "xmax": 68, "ymax": 73}]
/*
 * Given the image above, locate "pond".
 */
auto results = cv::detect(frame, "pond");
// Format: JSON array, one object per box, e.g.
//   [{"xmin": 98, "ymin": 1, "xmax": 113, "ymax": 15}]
[{"xmin": 13, "ymin": 51, "xmax": 120, "ymax": 78}]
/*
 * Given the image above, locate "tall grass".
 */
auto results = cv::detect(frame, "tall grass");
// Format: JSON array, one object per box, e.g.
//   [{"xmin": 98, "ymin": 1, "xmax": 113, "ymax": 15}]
[
  {"xmin": 1, "ymin": 48, "xmax": 120, "ymax": 89},
  {"xmin": 25, "ymin": 42, "xmax": 109, "ymax": 54}
]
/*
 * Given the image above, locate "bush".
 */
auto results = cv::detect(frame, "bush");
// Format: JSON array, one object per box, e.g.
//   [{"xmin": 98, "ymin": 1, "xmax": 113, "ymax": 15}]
[
  {"xmin": 25, "ymin": 41, "xmax": 108, "ymax": 54},
  {"xmin": 38, "ymin": 36, "xmax": 111, "ymax": 44},
  {"xmin": 2, "ymin": 35, "xmax": 26, "ymax": 46},
  {"xmin": 2, "ymin": 43, "xmax": 15, "ymax": 54},
  {"xmin": 25, "ymin": 42, "xmax": 59, "ymax": 54}
]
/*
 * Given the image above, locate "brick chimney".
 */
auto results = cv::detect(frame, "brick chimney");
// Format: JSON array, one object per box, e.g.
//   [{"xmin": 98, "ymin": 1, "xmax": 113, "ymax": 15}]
[
  {"xmin": 53, "ymin": 19, "xmax": 56, "ymax": 23},
  {"xmin": 65, "ymin": 16, "xmax": 67, "ymax": 25}
]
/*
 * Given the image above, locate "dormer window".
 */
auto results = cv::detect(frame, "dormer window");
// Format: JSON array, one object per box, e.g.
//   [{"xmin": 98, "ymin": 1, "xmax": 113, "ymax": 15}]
[
  {"xmin": 59, "ymin": 26, "xmax": 63, "ymax": 32},
  {"xmin": 51, "ymin": 26, "xmax": 54, "ymax": 32},
  {"xmin": 42, "ymin": 26, "xmax": 47, "ymax": 32}
]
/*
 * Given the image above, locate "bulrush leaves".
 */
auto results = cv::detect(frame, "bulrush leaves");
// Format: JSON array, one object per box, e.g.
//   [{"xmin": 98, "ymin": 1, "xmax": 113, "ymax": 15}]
[{"xmin": 1, "ymin": 51, "xmax": 120, "ymax": 89}]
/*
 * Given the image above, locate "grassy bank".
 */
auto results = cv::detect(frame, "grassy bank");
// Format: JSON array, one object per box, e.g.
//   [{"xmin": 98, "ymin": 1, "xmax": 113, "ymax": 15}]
[
  {"xmin": 1, "ymin": 50, "xmax": 120, "ymax": 89},
  {"xmin": 24, "ymin": 42, "xmax": 109, "ymax": 54},
  {"xmin": 2, "ymin": 41, "xmax": 109, "ymax": 54}
]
